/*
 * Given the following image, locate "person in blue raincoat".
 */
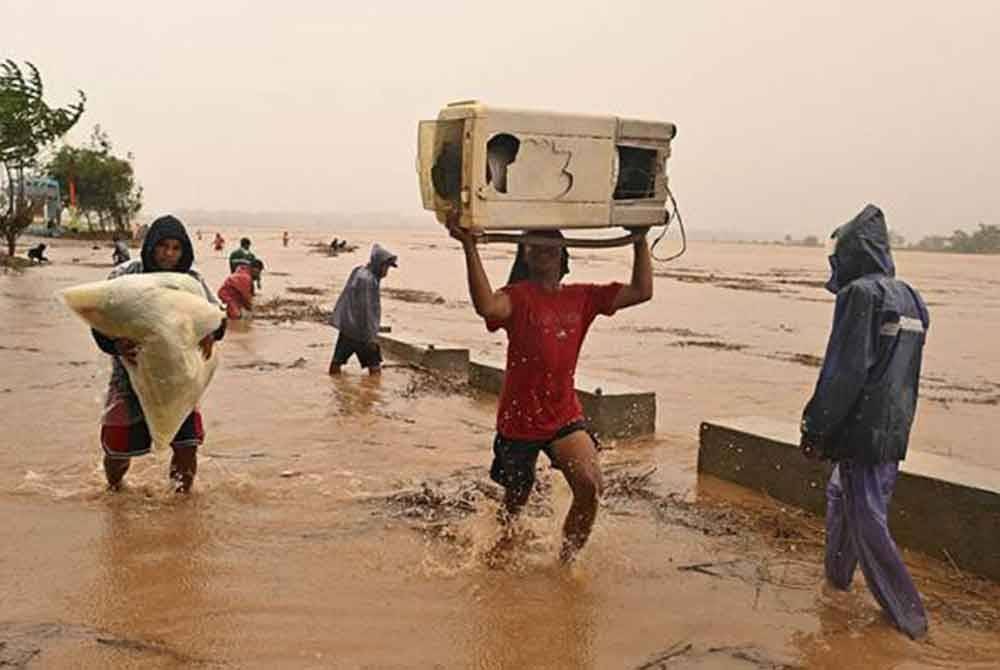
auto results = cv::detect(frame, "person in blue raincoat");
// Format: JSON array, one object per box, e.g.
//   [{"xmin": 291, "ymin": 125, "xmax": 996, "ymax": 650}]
[{"xmin": 800, "ymin": 204, "xmax": 930, "ymax": 639}]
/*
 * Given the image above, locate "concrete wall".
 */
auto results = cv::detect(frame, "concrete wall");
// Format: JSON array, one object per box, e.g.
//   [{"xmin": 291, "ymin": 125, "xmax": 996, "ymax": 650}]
[
  {"xmin": 699, "ymin": 417, "xmax": 1000, "ymax": 581},
  {"xmin": 377, "ymin": 332, "xmax": 469, "ymax": 377},
  {"xmin": 377, "ymin": 335, "xmax": 657, "ymax": 440},
  {"xmin": 468, "ymin": 356, "xmax": 655, "ymax": 440}
]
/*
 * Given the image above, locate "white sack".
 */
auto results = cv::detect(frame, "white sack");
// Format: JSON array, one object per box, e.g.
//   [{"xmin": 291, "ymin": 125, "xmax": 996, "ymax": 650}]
[{"xmin": 61, "ymin": 272, "xmax": 224, "ymax": 449}]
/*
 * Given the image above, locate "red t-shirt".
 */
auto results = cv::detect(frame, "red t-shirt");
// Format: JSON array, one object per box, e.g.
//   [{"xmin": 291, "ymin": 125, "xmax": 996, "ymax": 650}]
[{"xmin": 486, "ymin": 281, "xmax": 623, "ymax": 440}]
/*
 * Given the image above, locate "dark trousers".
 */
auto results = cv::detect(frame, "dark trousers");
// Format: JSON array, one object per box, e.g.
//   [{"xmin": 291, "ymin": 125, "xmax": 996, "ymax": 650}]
[{"xmin": 825, "ymin": 460, "xmax": 928, "ymax": 638}]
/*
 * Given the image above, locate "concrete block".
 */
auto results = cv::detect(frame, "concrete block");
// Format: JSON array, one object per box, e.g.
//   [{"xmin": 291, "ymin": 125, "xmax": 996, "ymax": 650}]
[
  {"xmin": 468, "ymin": 358, "xmax": 505, "ymax": 394},
  {"xmin": 377, "ymin": 332, "xmax": 469, "ymax": 377},
  {"xmin": 576, "ymin": 376, "xmax": 656, "ymax": 441},
  {"xmin": 468, "ymin": 356, "xmax": 655, "ymax": 440},
  {"xmin": 699, "ymin": 417, "xmax": 1000, "ymax": 581}
]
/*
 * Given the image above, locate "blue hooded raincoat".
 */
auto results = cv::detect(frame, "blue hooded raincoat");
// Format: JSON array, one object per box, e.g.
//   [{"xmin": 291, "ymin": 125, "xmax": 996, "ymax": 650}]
[
  {"xmin": 804, "ymin": 204, "xmax": 930, "ymax": 640},
  {"xmin": 802, "ymin": 204, "xmax": 930, "ymax": 463}
]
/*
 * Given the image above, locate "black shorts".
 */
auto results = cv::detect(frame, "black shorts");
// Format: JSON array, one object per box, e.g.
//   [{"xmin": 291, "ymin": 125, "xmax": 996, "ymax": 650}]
[
  {"xmin": 489, "ymin": 420, "xmax": 596, "ymax": 492},
  {"xmin": 333, "ymin": 332, "xmax": 383, "ymax": 369}
]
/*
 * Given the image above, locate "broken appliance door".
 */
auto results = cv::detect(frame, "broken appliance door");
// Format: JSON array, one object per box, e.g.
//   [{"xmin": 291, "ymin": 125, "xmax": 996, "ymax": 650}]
[{"xmin": 417, "ymin": 118, "xmax": 468, "ymax": 214}]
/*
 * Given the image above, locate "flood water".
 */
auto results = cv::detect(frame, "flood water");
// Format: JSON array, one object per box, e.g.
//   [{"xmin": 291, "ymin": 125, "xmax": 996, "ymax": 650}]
[{"xmin": 2, "ymin": 225, "xmax": 998, "ymax": 668}]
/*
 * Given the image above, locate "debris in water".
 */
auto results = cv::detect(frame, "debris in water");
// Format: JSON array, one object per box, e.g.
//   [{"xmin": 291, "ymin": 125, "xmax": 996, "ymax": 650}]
[
  {"xmin": 254, "ymin": 296, "xmax": 330, "ymax": 324},
  {"xmin": 286, "ymin": 286, "xmax": 325, "ymax": 296},
  {"xmin": 670, "ymin": 339, "xmax": 746, "ymax": 352},
  {"xmin": 382, "ymin": 287, "xmax": 448, "ymax": 305},
  {"xmin": 634, "ymin": 641, "xmax": 692, "ymax": 669},
  {"xmin": 634, "ymin": 641, "xmax": 802, "ymax": 669}
]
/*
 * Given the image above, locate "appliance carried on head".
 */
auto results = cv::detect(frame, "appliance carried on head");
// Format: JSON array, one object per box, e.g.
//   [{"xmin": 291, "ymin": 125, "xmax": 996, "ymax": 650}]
[{"xmin": 417, "ymin": 101, "xmax": 683, "ymax": 254}]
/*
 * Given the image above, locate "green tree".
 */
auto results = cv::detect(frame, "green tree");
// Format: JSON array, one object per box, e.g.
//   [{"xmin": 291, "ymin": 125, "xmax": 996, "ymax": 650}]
[
  {"xmin": 48, "ymin": 126, "xmax": 143, "ymax": 233},
  {"xmin": 0, "ymin": 60, "xmax": 85, "ymax": 256},
  {"xmin": 963, "ymin": 223, "xmax": 1000, "ymax": 253},
  {"xmin": 914, "ymin": 224, "xmax": 999, "ymax": 254}
]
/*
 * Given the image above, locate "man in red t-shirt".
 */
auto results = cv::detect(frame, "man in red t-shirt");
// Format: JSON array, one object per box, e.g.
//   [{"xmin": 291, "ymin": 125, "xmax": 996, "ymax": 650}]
[{"xmin": 449, "ymin": 216, "xmax": 653, "ymax": 563}]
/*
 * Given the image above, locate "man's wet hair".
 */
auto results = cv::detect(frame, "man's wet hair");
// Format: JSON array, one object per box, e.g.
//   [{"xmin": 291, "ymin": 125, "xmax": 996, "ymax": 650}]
[
  {"xmin": 240, "ymin": 237, "xmax": 251, "ymax": 247},
  {"xmin": 507, "ymin": 230, "xmax": 570, "ymax": 285}
]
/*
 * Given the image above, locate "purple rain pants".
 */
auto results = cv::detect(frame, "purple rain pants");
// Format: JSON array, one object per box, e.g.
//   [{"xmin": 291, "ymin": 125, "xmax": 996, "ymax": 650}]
[{"xmin": 825, "ymin": 460, "xmax": 928, "ymax": 639}]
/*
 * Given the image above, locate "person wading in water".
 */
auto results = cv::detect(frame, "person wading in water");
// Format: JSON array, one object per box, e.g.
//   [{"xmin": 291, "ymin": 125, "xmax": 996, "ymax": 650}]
[{"xmin": 449, "ymin": 214, "xmax": 653, "ymax": 563}]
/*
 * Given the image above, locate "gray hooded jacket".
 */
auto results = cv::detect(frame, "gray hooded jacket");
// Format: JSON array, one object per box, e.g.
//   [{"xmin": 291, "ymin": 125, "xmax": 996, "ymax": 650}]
[
  {"xmin": 330, "ymin": 244, "xmax": 397, "ymax": 343},
  {"xmin": 802, "ymin": 205, "xmax": 930, "ymax": 463}
]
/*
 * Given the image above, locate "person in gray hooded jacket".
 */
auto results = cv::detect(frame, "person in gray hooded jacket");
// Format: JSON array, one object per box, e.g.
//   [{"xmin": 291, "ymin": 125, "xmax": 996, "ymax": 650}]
[
  {"xmin": 328, "ymin": 243, "xmax": 397, "ymax": 375},
  {"xmin": 800, "ymin": 204, "xmax": 930, "ymax": 639}
]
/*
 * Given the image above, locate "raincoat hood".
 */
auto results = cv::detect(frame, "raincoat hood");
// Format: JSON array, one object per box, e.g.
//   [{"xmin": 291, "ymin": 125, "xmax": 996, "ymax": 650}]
[
  {"xmin": 826, "ymin": 204, "xmax": 896, "ymax": 293},
  {"xmin": 141, "ymin": 215, "xmax": 195, "ymax": 273},
  {"xmin": 367, "ymin": 244, "xmax": 397, "ymax": 275}
]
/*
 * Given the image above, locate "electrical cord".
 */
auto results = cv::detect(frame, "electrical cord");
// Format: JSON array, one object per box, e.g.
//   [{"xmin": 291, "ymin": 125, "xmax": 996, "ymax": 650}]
[{"xmin": 650, "ymin": 185, "xmax": 687, "ymax": 262}]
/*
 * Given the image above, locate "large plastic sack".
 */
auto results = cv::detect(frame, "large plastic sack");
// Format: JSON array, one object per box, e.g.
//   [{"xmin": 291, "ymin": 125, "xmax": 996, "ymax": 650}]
[{"xmin": 61, "ymin": 272, "xmax": 224, "ymax": 449}]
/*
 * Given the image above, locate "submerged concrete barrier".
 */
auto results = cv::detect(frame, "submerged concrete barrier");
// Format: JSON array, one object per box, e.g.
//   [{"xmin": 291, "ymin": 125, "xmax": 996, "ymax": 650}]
[
  {"xmin": 699, "ymin": 417, "xmax": 1000, "ymax": 581},
  {"xmin": 469, "ymin": 356, "xmax": 656, "ymax": 440},
  {"xmin": 376, "ymin": 334, "xmax": 656, "ymax": 439},
  {"xmin": 377, "ymin": 332, "xmax": 469, "ymax": 377}
]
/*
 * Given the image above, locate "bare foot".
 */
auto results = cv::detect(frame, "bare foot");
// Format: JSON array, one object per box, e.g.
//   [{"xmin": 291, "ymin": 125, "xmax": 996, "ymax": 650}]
[
  {"xmin": 103, "ymin": 457, "xmax": 130, "ymax": 491},
  {"xmin": 483, "ymin": 523, "xmax": 539, "ymax": 569},
  {"xmin": 559, "ymin": 535, "xmax": 588, "ymax": 565}
]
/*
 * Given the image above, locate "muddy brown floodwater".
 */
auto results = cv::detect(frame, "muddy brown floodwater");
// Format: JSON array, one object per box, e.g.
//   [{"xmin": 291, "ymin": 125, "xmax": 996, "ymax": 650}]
[{"xmin": 2, "ymin": 226, "xmax": 998, "ymax": 669}]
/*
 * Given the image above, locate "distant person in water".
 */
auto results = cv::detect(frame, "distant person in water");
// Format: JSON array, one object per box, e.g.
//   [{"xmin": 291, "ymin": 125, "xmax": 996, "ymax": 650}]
[
  {"xmin": 213, "ymin": 232, "xmax": 225, "ymax": 252},
  {"xmin": 282, "ymin": 231, "xmax": 290, "ymax": 247},
  {"xmin": 229, "ymin": 237, "xmax": 256, "ymax": 272},
  {"xmin": 229, "ymin": 237, "xmax": 261, "ymax": 290},
  {"xmin": 328, "ymin": 243, "xmax": 397, "ymax": 376},
  {"xmin": 800, "ymin": 204, "xmax": 929, "ymax": 639},
  {"xmin": 218, "ymin": 258, "xmax": 264, "ymax": 320},
  {"xmin": 27, "ymin": 243, "xmax": 50, "ymax": 264},
  {"xmin": 448, "ymin": 212, "xmax": 653, "ymax": 563},
  {"xmin": 111, "ymin": 235, "xmax": 131, "ymax": 265}
]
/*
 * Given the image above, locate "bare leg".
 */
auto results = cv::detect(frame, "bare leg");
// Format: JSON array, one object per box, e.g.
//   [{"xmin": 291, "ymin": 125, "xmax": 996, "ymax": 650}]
[
  {"xmin": 548, "ymin": 431, "xmax": 603, "ymax": 563},
  {"xmin": 501, "ymin": 484, "xmax": 532, "ymax": 520},
  {"xmin": 104, "ymin": 456, "xmax": 130, "ymax": 491},
  {"xmin": 368, "ymin": 365, "xmax": 382, "ymax": 376},
  {"xmin": 328, "ymin": 359, "xmax": 342, "ymax": 375},
  {"xmin": 170, "ymin": 448, "xmax": 198, "ymax": 493},
  {"xmin": 484, "ymin": 483, "xmax": 534, "ymax": 568}
]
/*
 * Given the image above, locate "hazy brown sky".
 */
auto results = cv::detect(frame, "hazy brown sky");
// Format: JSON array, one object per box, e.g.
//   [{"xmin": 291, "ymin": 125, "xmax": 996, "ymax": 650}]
[{"xmin": 3, "ymin": 1, "xmax": 997, "ymax": 237}]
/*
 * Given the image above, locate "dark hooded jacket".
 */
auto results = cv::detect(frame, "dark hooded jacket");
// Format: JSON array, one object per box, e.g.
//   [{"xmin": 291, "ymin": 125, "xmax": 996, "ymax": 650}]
[
  {"xmin": 329, "ymin": 243, "xmax": 397, "ymax": 342},
  {"xmin": 801, "ymin": 205, "xmax": 930, "ymax": 463},
  {"xmin": 92, "ymin": 215, "xmax": 224, "ymax": 354}
]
